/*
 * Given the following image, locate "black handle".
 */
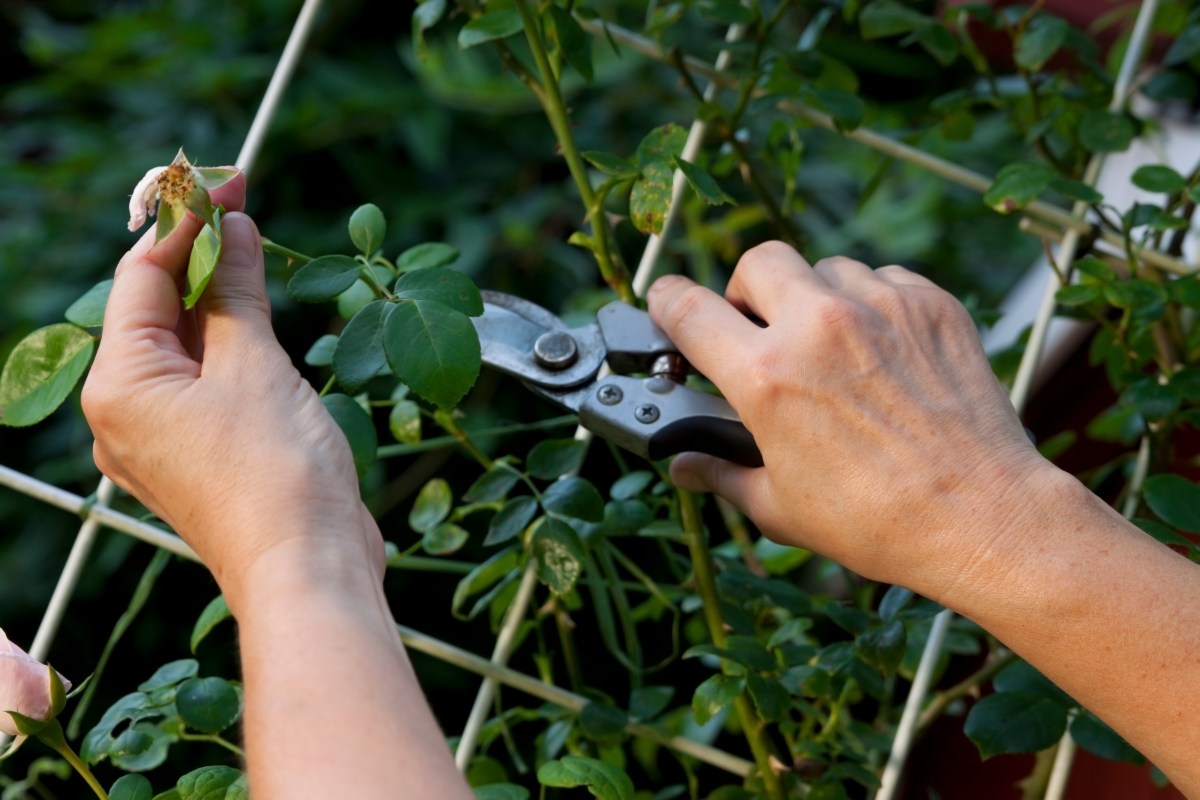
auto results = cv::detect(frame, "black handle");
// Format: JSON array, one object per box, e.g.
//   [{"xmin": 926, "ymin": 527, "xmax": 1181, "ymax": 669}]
[{"xmin": 648, "ymin": 417, "xmax": 763, "ymax": 467}]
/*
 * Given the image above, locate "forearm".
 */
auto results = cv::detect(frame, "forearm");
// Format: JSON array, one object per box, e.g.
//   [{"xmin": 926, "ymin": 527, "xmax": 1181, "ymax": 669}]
[
  {"xmin": 941, "ymin": 467, "xmax": 1200, "ymax": 793},
  {"xmin": 230, "ymin": 543, "xmax": 472, "ymax": 799}
]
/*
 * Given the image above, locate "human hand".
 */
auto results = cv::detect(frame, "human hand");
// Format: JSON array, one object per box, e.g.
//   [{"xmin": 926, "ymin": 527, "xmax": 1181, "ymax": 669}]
[
  {"xmin": 647, "ymin": 243, "xmax": 1054, "ymax": 595},
  {"xmin": 83, "ymin": 173, "xmax": 383, "ymax": 612}
]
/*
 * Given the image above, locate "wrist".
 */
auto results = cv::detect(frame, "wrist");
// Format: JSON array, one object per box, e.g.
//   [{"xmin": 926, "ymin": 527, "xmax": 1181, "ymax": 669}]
[
  {"xmin": 924, "ymin": 459, "xmax": 1102, "ymax": 617},
  {"xmin": 219, "ymin": 515, "xmax": 386, "ymax": 621}
]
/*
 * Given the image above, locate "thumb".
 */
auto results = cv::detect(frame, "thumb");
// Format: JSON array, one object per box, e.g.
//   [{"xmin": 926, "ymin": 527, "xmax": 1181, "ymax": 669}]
[{"xmin": 197, "ymin": 212, "xmax": 274, "ymax": 354}]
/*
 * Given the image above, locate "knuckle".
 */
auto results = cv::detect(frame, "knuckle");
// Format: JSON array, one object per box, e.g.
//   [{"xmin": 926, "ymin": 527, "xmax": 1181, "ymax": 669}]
[
  {"xmin": 737, "ymin": 240, "xmax": 797, "ymax": 271},
  {"xmin": 662, "ymin": 283, "xmax": 711, "ymax": 328},
  {"xmin": 810, "ymin": 294, "xmax": 862, "ymax": 332}
]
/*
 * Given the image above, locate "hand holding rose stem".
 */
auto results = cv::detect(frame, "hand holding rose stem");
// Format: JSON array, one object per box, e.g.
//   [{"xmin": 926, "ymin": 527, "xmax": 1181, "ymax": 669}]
[{"xmin": 84, "ymin": 169, "xmax": 474, "ymax": 797}]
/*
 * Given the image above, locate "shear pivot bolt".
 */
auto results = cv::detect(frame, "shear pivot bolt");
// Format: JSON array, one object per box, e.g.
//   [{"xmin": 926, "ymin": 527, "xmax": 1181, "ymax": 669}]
[
  {"xmin": 634, "ymin": 404, "xmax": 660, "ymax": 424},
  {"xmin": 597, "ymin": 384, "xmax": 623, "ymax": 405},
  {"xmin": 534, "ymin": 332, "xmax": 578, "ymax": 370}
]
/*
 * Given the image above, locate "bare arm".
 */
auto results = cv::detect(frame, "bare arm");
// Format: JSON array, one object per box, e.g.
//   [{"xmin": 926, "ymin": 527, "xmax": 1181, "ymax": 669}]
[
  {"xmin": 647, "ymin": 244, "xmax": 1200, "ymax": 794},
  {"xmin": 82, "ymin": 177, "xmax": 471, "ymax": 799}
]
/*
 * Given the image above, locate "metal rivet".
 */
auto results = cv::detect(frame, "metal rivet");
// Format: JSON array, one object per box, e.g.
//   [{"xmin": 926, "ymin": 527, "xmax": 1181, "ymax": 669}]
[
  {"xmin": 597, "ymin": 384, "xmax": 623, "ymax": 405},
  {"xmin": 634, "ymin": 404, "xmax": 660, "ymax": 424},
  {"xmin": 534, "ymin": 331, "xmax": 578, "ymax": 370}
]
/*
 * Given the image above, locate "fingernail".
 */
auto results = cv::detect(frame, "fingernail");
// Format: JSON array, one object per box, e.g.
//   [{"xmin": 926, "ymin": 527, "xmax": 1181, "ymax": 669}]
[{"xmin": 219, "ymin": 213, "xmax": 257, "ymax": 268}]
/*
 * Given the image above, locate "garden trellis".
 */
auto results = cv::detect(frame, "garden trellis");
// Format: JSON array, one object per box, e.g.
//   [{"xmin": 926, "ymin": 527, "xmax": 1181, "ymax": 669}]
[{"xmin": 0, "ymin": 1, "xmax": 1188, "ymax": 798}]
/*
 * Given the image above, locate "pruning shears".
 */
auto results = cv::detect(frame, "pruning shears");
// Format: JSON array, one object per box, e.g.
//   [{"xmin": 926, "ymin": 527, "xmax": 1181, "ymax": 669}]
[{"xmin": 471, "ymin": 292, "xmax": 763, "ymax": 467}]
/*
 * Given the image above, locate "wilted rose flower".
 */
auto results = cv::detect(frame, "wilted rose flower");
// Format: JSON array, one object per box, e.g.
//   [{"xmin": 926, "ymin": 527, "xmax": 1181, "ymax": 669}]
[
  {"xmin": 0, "ymin": 629, "xmax": 70, "ymax": 737},
  {"xmin": 126, "ymin": 148, "xmax": 239, "ymax": 236}
]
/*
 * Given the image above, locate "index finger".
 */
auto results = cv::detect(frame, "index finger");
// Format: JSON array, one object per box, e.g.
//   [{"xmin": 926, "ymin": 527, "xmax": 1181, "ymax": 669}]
[{"xmin": 646, "ymin": 275, "xmax": 760, "ymax": 402}]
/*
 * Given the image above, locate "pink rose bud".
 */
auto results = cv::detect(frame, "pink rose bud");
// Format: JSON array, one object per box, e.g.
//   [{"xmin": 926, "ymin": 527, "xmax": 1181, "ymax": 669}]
[{"xmin": 0, "ymin": 629, "xmax": 71, "ymax": 736}]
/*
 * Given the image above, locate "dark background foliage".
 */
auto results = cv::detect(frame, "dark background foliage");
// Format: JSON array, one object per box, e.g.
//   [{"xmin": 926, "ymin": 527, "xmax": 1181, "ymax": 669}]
[{"xmin": 0, "ymin": 0, "xmax": 1115, "ymax": 796}]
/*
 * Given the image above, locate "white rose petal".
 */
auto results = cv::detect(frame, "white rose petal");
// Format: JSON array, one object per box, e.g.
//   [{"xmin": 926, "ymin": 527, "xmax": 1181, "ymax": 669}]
[{"xmin": 128, "ymin": 165, "xmax": 168, "ymax": 233}]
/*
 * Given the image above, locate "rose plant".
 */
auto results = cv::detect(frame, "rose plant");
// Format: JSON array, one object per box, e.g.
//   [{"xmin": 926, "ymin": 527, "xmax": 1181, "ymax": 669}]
[{"xmin": 2, "ymin": 1, "xmax": 1200, "ymax": 799}]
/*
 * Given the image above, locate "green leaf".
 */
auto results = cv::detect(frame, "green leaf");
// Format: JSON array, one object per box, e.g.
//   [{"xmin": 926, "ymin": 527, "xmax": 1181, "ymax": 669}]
[
  {"xmin": 0, "ymin": 323, "xmax": 94, "ymax": 427},
  {"xmin": 635, "ymin": 124, "xmax": 688, "ymax": 168},
  {"xmin": 412, "ymin": 0, "xmax": 447, "ymax": 60},
  {"xmin": 527, "ymin": 438, "xmax": 587, "ymax": 480},
  {"xmin": 859, "ymin": 0, "xmax": 923, "ymax": 38},
  {"xmin": 348, "ymin": 203, "xmax": 386, "ymax": 256},
  {"xmin": 176, "ymin": 766, "xmax": 247, "ymax": 800},
  {"xmin": 1015, "ymin": 15, "xmax": 1068, "ymax": 71},
  {"xmin": 993, "ymin": 660, "xmax": 1071, "ymax": 706},
  {"xmin": 745, "ymin": 673, "xmax": 789, "ymax": 722},
  {"xmin": 175, "ymin": 677, "xmax": 241, "ymax": 734},
  {"xmin": 542, "ymin": 476, "xmax": 605, "ymax": 522},
  {"xmin": 964, "ymin": 691, "xmax": 1067, "ymax": 758},
  {"xmin": 582, "ymin": 151, "xmax": 638, "ymax": 178},
  {"xmin": 1144, "ymin": 474, "xmax": 1200, "ymax": 533},
  {"xmin": 1049, "ymin": 177, "xmax": 1103, "ymax": 204},
  {"xmin": 465, "ymin": 465, "xmax": 520, "ymax": 503},
  {"xmin": 1164, "ymin": 22, "xmax": 1200, "ymax": 65},
  {"xmin": 111, "ymin": 774, "xmax": 154, "ymax": 800},
  {"xmin": 155, "ymin": 201, "xmax": 185, "ymax": 246},
  {"xmin": 459, "ymin": 9, "xmax": 523, "ymax": 49},
  {"xmin": 537, "ymin": 755, "xmax": 634, "ymax": 800},
  {"xmin": 485, "ymin": 496, "xmax": 538, "ymax": 546},
  {"xmin": 630, "ymin": 161, "xmax": 674, "ymax": 236},
  {"xmin": 984, "ymin": 160, "xmax": 1054, "ymax": 214},
  {"xmin": 153, "ymin": 791, "xmax": 182, "ymax": 800},
  {"xmin": 1133, "ymin": 517, "xmax": 1193, "ymax": 548},
  {"xmin": 424, "ymin": 522, "xmax": 470, "ymax": 555},
  {"xmin": 673, "ymin": 157, "xmax": 733, "ymax": 206},
  {"xmin": 802, "ymin": 87, "xmax": 866, "ymax": 131},
  {"xmin": 611, "ymin": 471, "xmax": 654, "ymax": 500},
  {"xmin": 452, "ymin": 546, "xmax": 522, "ymax": 619},
  {"xmin": 183, "ymin": 208, "xmax": 222, "ymax": 309},
  {"xmin": 304, "ymin": 334, "xmax": 338, "ymax": 367},
  {"xmin": 321, "ymin": 394, "xmax": 378, "ymax": 479},
  {"xmin": 287, "ymin": 255, "xmax": 363, "ymax": 303},
  {"xmin": 1078, "ymin": 110, "xmax": 1136, "ymax": 153},
  {"xmin": 878, "ymin": 585, "xmax": 913, "ymax": 621},
  {"xmin": 700, "ymin": 0, "xmax": 756, "ymax": 24},
  {"xmin": 1131, "ymin": 165, "xmax": 1187, "ymax": 194},
  {"xmin": 190, "ymin": 595, "xmax": 231, "ymax": 654},
  {"xmin": 549, "ymin": 6, "xmax": 593, "ymax": 81},
  {"xmin": 692, "ymin": 674, "xmax": 744, "ymax": 726},
  {"xmin": 389, "ymin": 400, "xmax": 421, "ymax": 445},
  {"xmin": 532, "ymin": 517, "xmax": 586, "ymax": 595},
  {"xmin": 410, "ymin": 478, "xmax": 453, "ymax": 533},
  {"xmin": 108, "ymin": 723, "xmax": 169, "ymax": 772},
  {"xmin": 397, "ymin": 242, "xmax": 460, "ymax": 272},
  {"xmin": 579, "ymin": 702, "xmax": 628, "ymax": 744},
  {"xmin": 138, "ymin": 659, "xmax": 199, "ymax": 692},
  {"xmin": 858, "ymin": 619, "xmax": 906, "ymax": 675},
  {"xmin": 1056, "ymin": 283, "xmax": 1102, "ymax": 307},
  {"xmin": 474, "ymin": 786, "xmax": 530, "ymax": 800},
  {"xmin": 65, "ymin": 279, "xmax": 113, "ymax": 328},
  {"xmin": 629, "ymin": 686, "xmax": 673, "ymax": 721},
  {"xmin": 395, "ymin": 268, "xmax": 484, "ymax": 316},
  {"xmin": 1121, "ymin": 378, "xmax": 1180, "ymax": 421},
  {"xmin": 333, "ymin": 300, "xmax": 392, "ymax": 393},
  {"xmin": 912, "ymin": 22, "xmax": 957, "ymax": 65},
  {"xmin": 383, "ymin": 299, "xmax": 481, "ymax": 409},
  {"xmin": 1070, "ymin": 710, "xmax": 1143, "ymax": 764}
]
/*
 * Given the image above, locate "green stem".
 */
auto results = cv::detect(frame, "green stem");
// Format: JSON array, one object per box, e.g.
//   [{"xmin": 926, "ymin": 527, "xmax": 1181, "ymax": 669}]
[
  {"xmin": 377, "ymin": 415, "xmax": 577, "ymax": 458},
  {"xmin": 179, "ymin": 730, "xmax": 247, "ymax": 758},
  {"xmin": 679, "ymin": 490, "xmax": 786, "ymax": 800},
  {"xmin": 553, "ymin": 598, "xmax": 585, "ymax": 693},
  {"xmin": 38, "ymin": 722, "xmax": 107, "ymax": 800},
  {"xmin": 513, "ymin": 0, "xmax": 635, "ymax": 303},
  {"xmin": 261, "ymin": 239, "xmax": 313, "ymax": 265},
  {"xmin": 432, "ymin": 410, "xmax": 494, "ymax": 470},
  {"xmin": 917, "ymin": 649, "xmax": 1017, "ymax": 733}
]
